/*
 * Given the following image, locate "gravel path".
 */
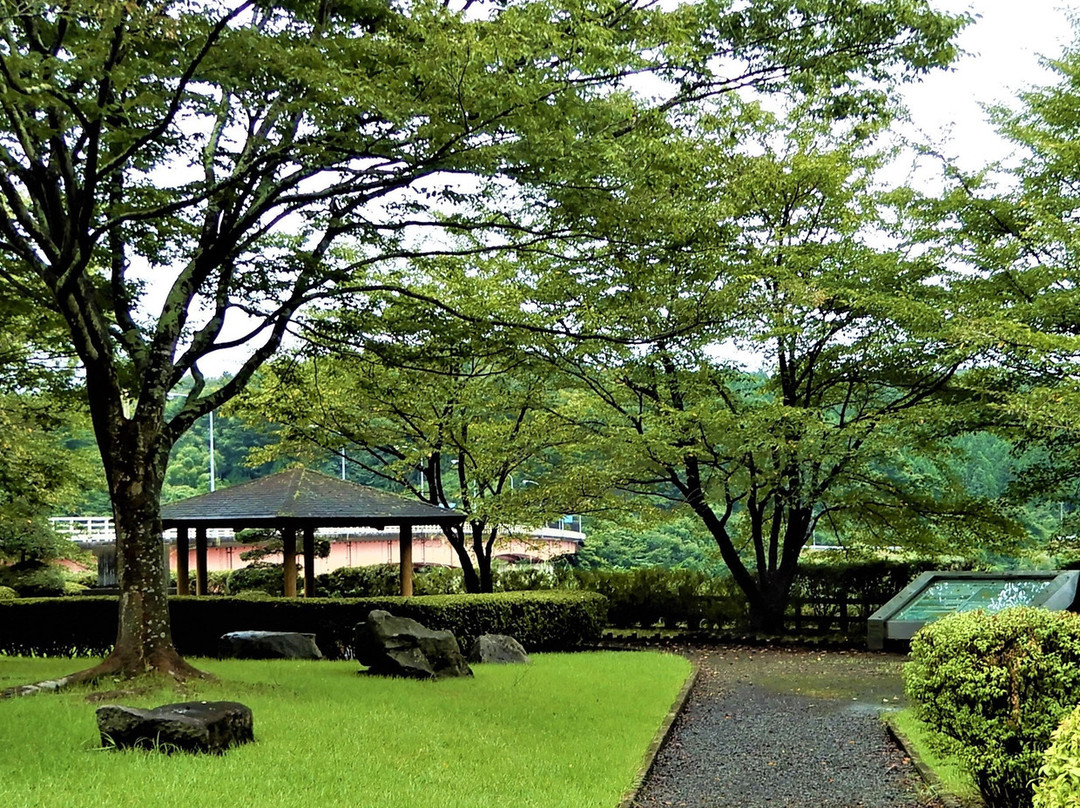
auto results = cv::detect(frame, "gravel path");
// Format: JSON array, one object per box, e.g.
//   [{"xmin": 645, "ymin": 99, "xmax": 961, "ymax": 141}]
[{"xmin": 630, "ymin": 646, "xmax": 943, "ymax": 808}]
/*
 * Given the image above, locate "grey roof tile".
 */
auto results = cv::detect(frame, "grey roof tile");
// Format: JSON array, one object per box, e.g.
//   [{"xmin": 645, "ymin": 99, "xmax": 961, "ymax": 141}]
[{"xmin": 161, "ymin": 468, "xmax": 463, "ymax": 528}]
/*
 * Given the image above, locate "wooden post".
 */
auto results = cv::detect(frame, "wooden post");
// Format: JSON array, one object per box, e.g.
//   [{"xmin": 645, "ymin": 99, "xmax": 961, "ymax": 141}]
[
  {"xmin": 283, "ymin": 526, "xmax": 297, "ymax": 598},
  {"xmin": 176, "ymin": 526, "xmax": 189, "ymax": 596},
  {"xmin": 303, "ymin": 525, "xmax": 316, "ymax": 598},
  {"xmin": 399, "ymin": 523, "xmax": 413, "ymax": 597},
  {"xmin": 195, "ymin": 526, "xmax": 208, "ymax": 596}
]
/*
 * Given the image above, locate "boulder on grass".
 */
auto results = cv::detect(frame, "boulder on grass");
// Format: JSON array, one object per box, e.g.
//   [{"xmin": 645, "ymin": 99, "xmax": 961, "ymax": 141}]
[
  {"xmin": 355, "ymin": 610, "xmax": 473, "ymax": 679},
  {"xmin": 218, "ymin": 630, "xmax": 323, "ymax": 660},
  {"xmin": 96, "ymin": 701, "xmax": 253, "ymax": 754},
  {"xmin": 467, "ymin": 634, "xmax": 530, "ymax": 665}
]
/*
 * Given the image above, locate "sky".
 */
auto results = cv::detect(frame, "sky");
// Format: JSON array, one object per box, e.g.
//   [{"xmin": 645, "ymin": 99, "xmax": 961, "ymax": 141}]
[{"xmin": 901, "ymin": 0, "xmax": 1076, "ymax": 172}]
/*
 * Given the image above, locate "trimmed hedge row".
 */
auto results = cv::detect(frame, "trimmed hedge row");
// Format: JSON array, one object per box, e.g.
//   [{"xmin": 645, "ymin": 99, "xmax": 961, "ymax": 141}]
[
  {"xmin": 186, "ymin": 560, "xmax": 945, "ymax": 635},
  {"xmin": 570, "ymin": 560, "xmax": 947, "ymax": 632},
  {"xmin": 0, "ymin": 590, "xmax": 607, "ymax": 659}
]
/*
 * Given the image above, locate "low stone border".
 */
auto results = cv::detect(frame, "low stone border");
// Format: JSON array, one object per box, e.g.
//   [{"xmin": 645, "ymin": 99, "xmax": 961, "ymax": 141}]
[
  {"xmin": 617, "ymin": 660, "xmax": 701, "ymax": 808},
  {"xmin": 882, "ymin": 713, "xmax": 984, "ymax": 808}
]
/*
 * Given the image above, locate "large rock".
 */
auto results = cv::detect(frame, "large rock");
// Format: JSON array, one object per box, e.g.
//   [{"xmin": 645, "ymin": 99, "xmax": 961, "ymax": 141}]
[
  {"xmin": 218, "ymin": 630, "xmax": 323, "ymax": 660},
  {"xmin": 467, "ymin": 634, "xmax": 530, "ymax": 665},
  {"xmin": 355, "ymin": 610, "xmax": 473, "ymax": 679},
  {"xmin": 96, "ymin": 701, "xmax": 253, "ymax": 754}
]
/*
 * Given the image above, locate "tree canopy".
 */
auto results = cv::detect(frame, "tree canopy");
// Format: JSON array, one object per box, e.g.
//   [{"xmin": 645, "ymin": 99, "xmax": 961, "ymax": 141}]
[{"xmin": 0, "ymin": 0, "xmax": 968, "ymax": 676}]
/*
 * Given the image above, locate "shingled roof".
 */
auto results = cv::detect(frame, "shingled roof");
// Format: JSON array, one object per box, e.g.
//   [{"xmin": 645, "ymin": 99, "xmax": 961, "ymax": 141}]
[{"xmin": 161, "ymin": 468, "xmax": 464, "ymax": 529}]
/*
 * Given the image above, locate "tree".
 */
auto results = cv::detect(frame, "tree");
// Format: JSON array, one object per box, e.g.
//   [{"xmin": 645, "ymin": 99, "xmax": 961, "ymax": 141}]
[
  {"xmin": 0, "ymin": 0, "xmax": 967, "ymax": 679},
  {"xmin": 529, "ymin": 107, "xmax": 1012, "ymax": 631},
  {"xmin": 926, "ymin": 28, "xmax": 1080, "ymax": 556},
  {"xmin": 238, "ymin": 284, "xmax": 593, "ymax": 592},
  {"xmin": 0, "ymin": 262, "xmax": 96, "ymax": 573}
]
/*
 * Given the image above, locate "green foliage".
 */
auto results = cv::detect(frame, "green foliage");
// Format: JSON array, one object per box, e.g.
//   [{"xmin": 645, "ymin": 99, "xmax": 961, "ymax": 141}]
[
  {"xmin": 223, "ymin": 565, "xmax": 286, "ymax": 597},
  {"xmin": 0, "ymin": 561, "xmax": 68, "ymax": 598},
  {"xmin": 317, "ymin": 565, "xmax": 466, "ymax": 598},
  {"xmin": 575, "ymin": 515, "xmax": 725, "ymax": 572},
  {"xmin": 791, "ymin": 557, "xmax": 948, "ymax": 605},
  {"xmin": 0, "ymin": 586, "xmax": 16, "ymax": 600},
  {"xmin": 525, "ymin": 97, "xmax": 1015, "ymax": 631},
  {"xmin": 1033, "ymin": 704, "xmax": 1080, "ymax": 808},
  {"xmin": 0, "ymin": 394, "xmax": 101, "ymax": 557},
  {"xmin": 904, "ymin": 607, "xmax": 1080, "ymax": 808},
  {"xmin": 886, "ymin": 710, "xmax": 981, "ymax": 805},
  {"xmin": 236, "ymin": 332, "xmax": 594, "ymax": 593},
  {"xmin": 0, "ymin": 591, "xmax": 607, "ymax": 657},
  {"xmin": 0, "ymin": 0, "xmax": 971, "ymax": 667},
  {"xmin": 573, "ymin": 568, "xmax": 745, "ymax": 629}
]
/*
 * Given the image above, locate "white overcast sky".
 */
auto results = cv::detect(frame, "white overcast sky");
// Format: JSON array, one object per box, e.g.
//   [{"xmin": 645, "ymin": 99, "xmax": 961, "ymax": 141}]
[{"xmin": 901, "ymin": 0, "xmax": 1076, "ymax": 171}]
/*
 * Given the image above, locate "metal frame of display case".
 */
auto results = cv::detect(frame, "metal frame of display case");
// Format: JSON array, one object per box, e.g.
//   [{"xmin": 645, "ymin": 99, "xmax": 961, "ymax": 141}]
[{"xmin": 867, "ymin": 570, "xmax": 1079, "ymax": 650}]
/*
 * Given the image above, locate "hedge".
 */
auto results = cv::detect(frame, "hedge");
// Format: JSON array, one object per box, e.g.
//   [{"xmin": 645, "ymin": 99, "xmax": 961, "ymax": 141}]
[
  {"xmin": 203, "ymin": 559, "xmax": 942, "ymax": 635},
  {"xmin": 0, "ymin": 590, "xmax": 608, "ymax": 659},
  {"xmin": 904, "ymin": 607, "xmax": 1080, "ymax": 808},
  {"xmin": 567, "ymin": 560, "xmax": 945, "ymax": 632}
]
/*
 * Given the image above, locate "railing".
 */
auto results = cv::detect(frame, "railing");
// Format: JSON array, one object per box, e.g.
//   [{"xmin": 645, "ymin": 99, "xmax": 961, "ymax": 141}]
[
  {"xmin": 544, "ymin": 515, "xmax": 582, "ymax": 533},
  {"xmin": 50, "ymin": 516, "xmax": 116, "ymax": 545},
  {"xmin": 610, "ymin": 594, "xmax": 886, "ymax": 639},
  {"xmin": 51, "ymin": 517, "xmax": 584, "ymax": 547}
]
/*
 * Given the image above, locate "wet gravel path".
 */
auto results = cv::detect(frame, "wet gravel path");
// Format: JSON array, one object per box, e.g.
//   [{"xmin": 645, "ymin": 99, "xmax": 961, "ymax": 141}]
[{"xmin": 630, "ymin": 646, "xmax": 942, "ymax": 808}]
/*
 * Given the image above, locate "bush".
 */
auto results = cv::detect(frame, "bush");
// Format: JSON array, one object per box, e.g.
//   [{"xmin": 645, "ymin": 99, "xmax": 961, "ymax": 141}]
[
  {"xmin": 64, "ymin": 570, "xmax": 97, "ymax": 589},
  {"xmin": 904, "ymin": 607, "xmax": 1080, "ymax": 808},
  {"xmin": 493, "ymin": 564, "xmax": 571, "ymax": 592},
  {"xmin": 1033, "ymin": 705, "xmax": 1080, "ymax": 808},
  {"xmin": 316, "ymin": 565, "xmax": 466, "ymax": 597},
  {"xmin": 0, "ymin": 560, "xmax": 68, "ymax": 597},
  {"xmin": 226, "ymin": 564, "xmax": 285, "ymax": 596},
  {"xmin": 0, "ymin": 590, "xmax": 608, "ymax": 658},
  {"xmin": 0, "ymin": 585, "xmax": 17, "ymax": 600},
  {"xmin": 571, "ymin": 568, "xmax": 745, "ymax": 629}
]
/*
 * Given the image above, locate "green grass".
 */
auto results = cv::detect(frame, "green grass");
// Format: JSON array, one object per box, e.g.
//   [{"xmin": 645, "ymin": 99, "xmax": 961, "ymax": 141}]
[
  {"xmin": 887, "ymin": 708, "xmax": 982, "ymax": 806},
  {"xmin": 0, "ymin": 652, "xmax": 691, "ymax": 808}
]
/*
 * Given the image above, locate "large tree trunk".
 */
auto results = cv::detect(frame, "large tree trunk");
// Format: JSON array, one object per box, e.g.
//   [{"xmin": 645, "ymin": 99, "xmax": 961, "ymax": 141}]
[
  {"xmin": 65, "ymin": 419, "xmax": 204, "ymax": 683},
  {"xmin": 744, "ymin": 506, "xmax": 811, "ymax": 634},
  {"xmin": 746, "ymin": 575, "xmax": 795, "ymax": 634}
]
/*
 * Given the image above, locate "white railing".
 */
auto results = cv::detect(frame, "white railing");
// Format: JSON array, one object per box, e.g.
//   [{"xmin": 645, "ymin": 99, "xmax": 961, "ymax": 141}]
[
  {"xmin": 50, "ymin": 516, "xmax": 116, "ymax": 545},
  {"xmin": 51, "ymin": 518, "xmax": 584, "ymax": 546}
]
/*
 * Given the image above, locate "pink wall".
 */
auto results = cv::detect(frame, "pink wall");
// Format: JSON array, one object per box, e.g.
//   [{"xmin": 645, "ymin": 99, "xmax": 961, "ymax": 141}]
[{"xmin": 169, "ymin": 535, "xmax": 580, "ymax": 575}]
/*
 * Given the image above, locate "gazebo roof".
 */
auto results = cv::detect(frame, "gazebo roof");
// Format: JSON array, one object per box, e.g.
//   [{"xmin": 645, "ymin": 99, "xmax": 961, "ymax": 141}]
[{"xmin": 161, "ymin": 468, "xmax": 464, "ymax": 529}]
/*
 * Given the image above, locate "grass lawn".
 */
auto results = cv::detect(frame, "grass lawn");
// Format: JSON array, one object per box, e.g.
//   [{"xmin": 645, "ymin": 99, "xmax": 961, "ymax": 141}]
[
  {"xmin": 886, "ymin": 709, "xmax": 982, "ymax": 807},
  {"xmin": 0, "ymin": 651, "xmax": 690, "ymax": 808}
]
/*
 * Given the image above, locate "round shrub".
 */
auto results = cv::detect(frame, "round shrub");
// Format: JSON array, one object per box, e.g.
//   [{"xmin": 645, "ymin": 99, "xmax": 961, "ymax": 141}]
[
  {"xmin": 226, "ymin": 564, "xmax": 284, "ymax": 596},
  {"xmin": 0, "ymin": 561, "xmax": 67, "ymax": 597},
  {"xmin": 316, "ymin": 565, "xmax": 466, "ymax": 597},
  {"xmin": 904, "ymin": 607, "xmax": 1080, "ymax": 808},
  {"xmin": 1033, "ymin": 704, "xmax": 1080, "ymax": 808},
  {"xmin": 0, "ymin": 585, "xmax": 17, "ymax": 600}
]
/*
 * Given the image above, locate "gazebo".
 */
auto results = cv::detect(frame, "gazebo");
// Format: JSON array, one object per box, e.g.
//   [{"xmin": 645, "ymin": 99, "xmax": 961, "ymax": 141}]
[{"xmin": 161, "ymin": 468, "xmax": 465, "ymax": 598}]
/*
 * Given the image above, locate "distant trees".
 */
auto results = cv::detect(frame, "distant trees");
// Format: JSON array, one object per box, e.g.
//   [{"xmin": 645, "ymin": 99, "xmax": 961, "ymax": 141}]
[{"xmin": 924, "ymin": 28, "xmax": 1080, "ymax": 549}]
